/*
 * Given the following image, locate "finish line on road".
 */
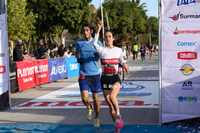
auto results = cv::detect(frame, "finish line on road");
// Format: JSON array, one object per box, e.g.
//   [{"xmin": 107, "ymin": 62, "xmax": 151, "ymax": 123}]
[{"xmin": 12, "ymin": 81, "xmax": 159, "ymax": 109}]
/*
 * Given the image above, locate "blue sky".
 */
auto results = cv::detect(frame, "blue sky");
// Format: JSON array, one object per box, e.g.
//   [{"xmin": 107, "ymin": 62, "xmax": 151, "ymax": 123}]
[{"xmin": 90, "ymin": 0, "xmax": 158, "ymax": 18}]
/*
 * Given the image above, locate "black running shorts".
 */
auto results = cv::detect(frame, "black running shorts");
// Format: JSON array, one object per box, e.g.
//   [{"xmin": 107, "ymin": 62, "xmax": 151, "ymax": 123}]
[
  {"xmin": 118, "ymin": 63, "xmax": 123, "ymax": 68},
  {"xmin": 101, "ymin": 74, "xmax": 121, "ymax": 90}
]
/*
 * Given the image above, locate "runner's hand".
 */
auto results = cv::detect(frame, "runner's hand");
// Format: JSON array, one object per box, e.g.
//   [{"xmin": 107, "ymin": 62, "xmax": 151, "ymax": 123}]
[
  {"xmin": 97, "ymin": 17, "xmax": 102, "ymax": 34},
  {"xmin": 123, "ymin": 63, "xmax": 129, "ymax": 74}
]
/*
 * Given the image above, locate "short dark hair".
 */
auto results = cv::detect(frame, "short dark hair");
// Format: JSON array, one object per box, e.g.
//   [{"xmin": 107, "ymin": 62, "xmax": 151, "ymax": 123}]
[{"xmin": 81, "ymin": 23, "xmax": 96, "ymax": 38}]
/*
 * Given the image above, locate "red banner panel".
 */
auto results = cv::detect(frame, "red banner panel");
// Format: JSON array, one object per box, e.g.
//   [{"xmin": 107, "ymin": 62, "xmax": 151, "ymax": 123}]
[
  {"xmin": 16, "ymin": 61, "xmax": 36, "ymax": 91},
  {"xmin": 34, "ymin": 59, "xmax": 50, "ymax": 85}
]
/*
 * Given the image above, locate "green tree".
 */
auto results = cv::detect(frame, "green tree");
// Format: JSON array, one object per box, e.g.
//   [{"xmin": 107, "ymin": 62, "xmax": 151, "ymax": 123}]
[
  {"xmin": 27, "ymin": 0, "xmax": 92, "ymax": 46},
  {"xmin": 7, "ymin": 0, "xmax": 37, "ymax": 55},
  {"xmin": 97, "ymin": 0, "xmax": 148, "ymax": 36},
  {"xmin": 148, "ymin": 16, "xmax": 158, "ymax": 45}
]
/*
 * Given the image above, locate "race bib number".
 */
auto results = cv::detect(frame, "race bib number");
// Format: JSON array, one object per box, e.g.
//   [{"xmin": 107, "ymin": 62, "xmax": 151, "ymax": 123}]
[
  {"xmin": 104, "ymin": 66, "xmax": 116, "ymax": 74},
  {"xmin": 79, "ymin": 74, "xmax": 85, "ymax": 79}
]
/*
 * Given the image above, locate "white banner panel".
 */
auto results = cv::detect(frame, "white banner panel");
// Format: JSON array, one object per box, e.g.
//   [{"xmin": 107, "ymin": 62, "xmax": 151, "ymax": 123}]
[
  {"xmin": 0, "ymin": 1, "xmax": 9, "ymax": 95},
  {"xmin": 161, "ymin": 0, "xmax": 200, "ymax": 123}
]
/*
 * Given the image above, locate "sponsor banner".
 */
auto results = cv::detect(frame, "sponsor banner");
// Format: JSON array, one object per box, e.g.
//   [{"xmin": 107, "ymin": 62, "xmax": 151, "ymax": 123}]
[
  {"xmin": 0, "ymin": 0, "xmax": 10, "ymax": 110},
  {"xmin": 16, "ymin": 61, "xmax": 36, "ymax": 91},
  {"xmin": 0, "ymin": 13, "xmax": 9, "ymax": 95},
  {"xmin": 12, "ymin": 81, "xmax": 159, "ymax": 109},
  {"xmin": 161, "ymin": 0, "xmax": 200, "ymax": 20},
  {"xmin": 48, "ymin": 58, "xmax": 68, "ymax": 82},
  {"xmin": 65, "ymin": 56, "xmax": 79, "ymax": 78},
  {"xmin": 161, "ymin": 0, "xmax": 200, "ymax": 123},
  {"xmin": 34, "ymin": 59, "xmax": 50, "ymax": 85}
]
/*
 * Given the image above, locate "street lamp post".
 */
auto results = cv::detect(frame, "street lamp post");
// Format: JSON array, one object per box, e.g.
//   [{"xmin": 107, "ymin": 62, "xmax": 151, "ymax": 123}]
[{"xmin": 101, "ymin": 0, "xmax": 105, "ymax": 46}]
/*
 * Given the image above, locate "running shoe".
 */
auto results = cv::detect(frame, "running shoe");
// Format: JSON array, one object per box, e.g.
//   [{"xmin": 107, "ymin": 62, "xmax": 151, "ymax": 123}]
[
  {"xmin": 87, "ymin": 105, "xmax": 93, "ymax": 121},
  {"xmin": 94, "ymin": 118, "xmax": 100, "ymax": 127},
  {"xmin": 116, "ymin": 115, "xmax": 123, "ymax": 129},
  {"xmin": 114, "ymin": 127, "xmax": 121, "ymax": 133}
]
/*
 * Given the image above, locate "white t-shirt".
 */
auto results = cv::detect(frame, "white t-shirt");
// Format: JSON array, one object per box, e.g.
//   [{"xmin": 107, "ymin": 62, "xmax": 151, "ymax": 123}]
[{"xmin": 92, "ymin": 34, "xmax": 125, "ymax": 73}]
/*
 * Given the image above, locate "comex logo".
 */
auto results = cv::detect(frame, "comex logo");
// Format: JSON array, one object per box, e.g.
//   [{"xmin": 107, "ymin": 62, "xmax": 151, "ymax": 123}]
[
  {"xmin": 178, "ymin": 96, "xmax": 197, "ymax": 102},
  {"xmin": 177, "ymin": 41, "xmax": 197, "ymax": 46},
  {"xmin": 182, "ymin": 80, "xmax": 193, "ymax": 90}
]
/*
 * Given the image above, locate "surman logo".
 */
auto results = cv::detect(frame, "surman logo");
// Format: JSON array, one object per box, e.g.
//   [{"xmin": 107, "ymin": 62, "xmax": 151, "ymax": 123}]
[{"xmin": 170, "ymin": 12, "xmax": 181, "ymax": 20}]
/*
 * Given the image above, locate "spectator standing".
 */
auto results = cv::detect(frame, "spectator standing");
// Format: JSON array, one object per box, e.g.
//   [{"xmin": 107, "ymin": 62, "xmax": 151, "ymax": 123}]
[
  {"xmin": 69, "ymin": 44, "xmax": 73, "ymax": 52},
  {"xmin": 34, "ymin": 45, "xmax": 41, "ymax": 59},
  {"xmin": 41, "ymin": 48, "xmax": 50, "ymax": 59},
  {"xmin": 58, "ymin": 44, "xmax": 64, "ymax": 57},
  {"xmin": 39, "ymin": 44, "xmax": 46, "ymax": 59},
  {"xmin": 13, "ymin": 39, "xmax": 24, "ymax": 62},
  {"xmin": 53, "ymin": 45, "xmax": 59, "ymax": 58},
  {"xmin": 49, "ymin": 47, "xmax": 54, "ymax": 58},
  {"xmin": 23, "ymin": 49, "xmax": 32, "ymax": 61},
  {"xmin": 45, "ymin": 44, "xmax": 48, "ymax": 51},
  {"xmin": 63, "ymin": 47, "xmax": 72, "ymax": 58}
]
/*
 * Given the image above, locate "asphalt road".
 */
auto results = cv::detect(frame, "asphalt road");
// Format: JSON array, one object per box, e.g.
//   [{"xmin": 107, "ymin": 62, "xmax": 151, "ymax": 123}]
[{"xmin": 0, "ymin": 52, "xmax": 160, "ymax": 125}]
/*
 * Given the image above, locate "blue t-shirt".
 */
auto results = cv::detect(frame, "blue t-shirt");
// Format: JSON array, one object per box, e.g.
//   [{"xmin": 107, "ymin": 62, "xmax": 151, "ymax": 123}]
[{"xmin": 75, "ymin": 38, "xmax": 103, "ymax": 75}]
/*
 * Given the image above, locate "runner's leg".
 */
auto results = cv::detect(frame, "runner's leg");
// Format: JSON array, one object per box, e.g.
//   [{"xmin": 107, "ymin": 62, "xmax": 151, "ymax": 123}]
[
  {"xmin": 92, "ymin": 93, "xmax": 100, "ymax": 118},
  {"xmin": 110, "ymin": 82, "xmax": 121, "ymax": 112},
  {"xmin": 81, "ymin": 90, "xmax": 91, "ymax": 109},
  {"xmin": 103, "ymin": 90, "xmax": 116, "ymax": 122}
]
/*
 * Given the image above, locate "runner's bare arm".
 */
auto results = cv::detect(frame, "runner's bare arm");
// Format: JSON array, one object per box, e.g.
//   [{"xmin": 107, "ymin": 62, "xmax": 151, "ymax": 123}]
[{"xmin": 92, "ymin": 18, "xmax": 104, "ymax": 55}]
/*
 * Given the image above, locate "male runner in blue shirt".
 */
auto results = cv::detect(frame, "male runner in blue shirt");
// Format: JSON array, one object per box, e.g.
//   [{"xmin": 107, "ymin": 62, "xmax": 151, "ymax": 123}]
[{"xmin": 75, "ymin": 23, "xmax": 103, "ymax": 127}]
